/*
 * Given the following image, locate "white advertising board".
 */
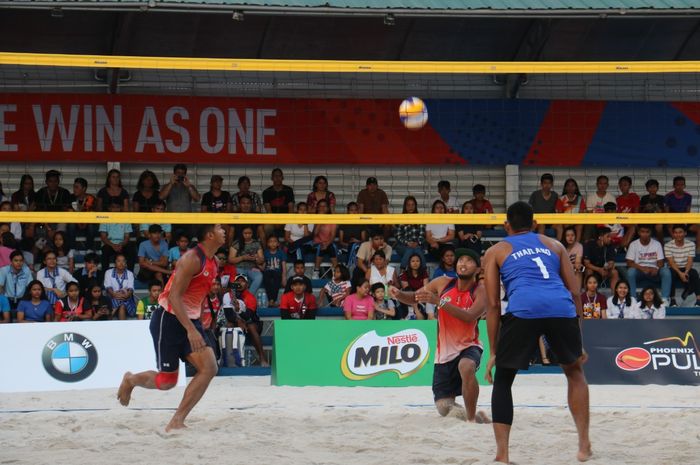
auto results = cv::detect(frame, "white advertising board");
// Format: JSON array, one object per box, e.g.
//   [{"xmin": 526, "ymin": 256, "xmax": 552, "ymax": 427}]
[{"xmin": 0, "ymin": 321, "xmax": 185, "ymax": 392}]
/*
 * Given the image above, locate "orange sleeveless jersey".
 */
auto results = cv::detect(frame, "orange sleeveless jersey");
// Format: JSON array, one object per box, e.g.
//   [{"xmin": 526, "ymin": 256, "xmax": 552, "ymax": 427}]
[
  {"xmin": 158, "ymin": 245, "xmax": 218, "ymax": 320},
  {"xmin": 435, "ymin": 280, "xmax": 482, "ymax": 364}
]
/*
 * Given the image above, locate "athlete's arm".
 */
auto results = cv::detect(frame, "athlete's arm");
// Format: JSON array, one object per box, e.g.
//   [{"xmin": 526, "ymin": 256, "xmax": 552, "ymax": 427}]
[
  {"xmin": 423, "ymin": 281, "xmax": 486, "ymax": 323},
  {"xmin": 390, "ymin": 277, "xmax": 451, "ymax": 306},
  {"xmin": 167, "ymin": 251, "xmax": 207, "ymax": 352}
]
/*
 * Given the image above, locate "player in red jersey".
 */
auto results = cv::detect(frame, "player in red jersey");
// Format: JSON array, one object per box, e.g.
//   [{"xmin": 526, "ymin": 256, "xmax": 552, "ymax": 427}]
[
  {"xmin": 118, "ymin": 224, "xmax": 226, "ymax": 432},
  {"xmin": 391, "ymin": 248, "xmax": 489, "ymax": 423}
]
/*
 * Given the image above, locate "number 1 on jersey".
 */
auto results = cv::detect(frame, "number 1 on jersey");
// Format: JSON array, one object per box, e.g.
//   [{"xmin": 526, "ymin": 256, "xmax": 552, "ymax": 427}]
[{"xmin": 531, "ymin": 257, "xmax": 550, "ymax": 279}]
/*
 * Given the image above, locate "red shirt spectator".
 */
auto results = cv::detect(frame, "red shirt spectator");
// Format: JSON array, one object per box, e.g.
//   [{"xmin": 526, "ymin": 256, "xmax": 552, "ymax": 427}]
[{"xmin": 279, "ymin": 291, "xmax": 317, "ymax": 319}]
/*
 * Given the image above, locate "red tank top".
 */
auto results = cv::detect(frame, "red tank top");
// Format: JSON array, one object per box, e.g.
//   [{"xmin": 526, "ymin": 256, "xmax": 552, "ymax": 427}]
[
  {"xmin": 159, "ymin": 245, "xmax": 218, "ymax": 320},
  {"xmin": 436, "ymin": 279, "xmax": 482, "ymax": 364}
]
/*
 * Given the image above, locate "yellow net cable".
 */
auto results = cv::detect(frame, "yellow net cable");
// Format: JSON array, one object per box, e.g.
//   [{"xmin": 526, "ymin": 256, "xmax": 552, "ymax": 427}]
[
  {"xmin": 1, "ymin": 212, "xmax": 697, "ymax": 225},
  {"xmin": 1, "ymin": 52, "xmax": 700, "ymax": 74}
]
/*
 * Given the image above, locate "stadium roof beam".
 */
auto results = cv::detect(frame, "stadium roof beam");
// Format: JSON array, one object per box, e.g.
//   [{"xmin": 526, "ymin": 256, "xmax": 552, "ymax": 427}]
[{"xmin": 2, "ymin": 2, "xmax": 700, "ymax": 18}]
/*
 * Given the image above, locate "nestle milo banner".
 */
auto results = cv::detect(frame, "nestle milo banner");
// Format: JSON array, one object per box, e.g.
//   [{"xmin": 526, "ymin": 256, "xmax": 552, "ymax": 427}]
[
  {"xmin": 582, "ymin": 320, "xmax": 700, "ymax": 385},
  {"xmin": 272, "ymin": 320, "xmax": 491, "ymax": 387}
]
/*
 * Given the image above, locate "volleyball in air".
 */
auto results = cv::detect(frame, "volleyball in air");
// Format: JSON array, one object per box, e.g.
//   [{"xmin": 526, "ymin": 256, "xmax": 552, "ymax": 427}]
[{"xmin": 399, "ymin": 97, "xmax": 428, "ymax": 130}]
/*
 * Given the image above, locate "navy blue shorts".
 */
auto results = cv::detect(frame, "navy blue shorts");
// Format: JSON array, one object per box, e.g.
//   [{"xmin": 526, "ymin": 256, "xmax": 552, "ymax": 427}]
[
  {"xmin": 150, "ymin": 306, "xmax": 212, "ymax": 373},
  {"xmin": 432, "ymin": 346, "xmax": 483, "ymax": 401}
]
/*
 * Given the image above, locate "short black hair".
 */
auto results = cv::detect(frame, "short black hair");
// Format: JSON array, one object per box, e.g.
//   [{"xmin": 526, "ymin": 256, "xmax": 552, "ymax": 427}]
[
  {"xmin": 148, "ymin": 224, "xmax": 163, "ymax": 234},
  {"xmin": 645, "ymin": 179, "xmax": 659, "ymax": 189},
  {"xmin": 437, "ymin": 180, "xmax": 451, "ymax": 190},
  {"xmin": 9, "ymin": 250, "xmax": 24, "ymax": 261},
  {"xmin": 540, "ymin": 173, "xmax": 554, "ymax": 184},
  {"xmin": 596, "ymin": 175, "xmax": 609, "ymax": 183},
  {"xmin": 237, "ymin": 175, "xmax": 250, "ymax": 186},
  {"xmin": 673, "ymin": 176, "xmax": 686, "ymax": 185},
  {"xmin": 294, "ymin": 259, "xmax": 305, "ymax": 267},
  {"xmin": 369, "ymin": 228, "xmax": 384, "ymax": 239},
  {"xmin": 372, "ymin": 250, "xmax": 386, "ymax": 260},
  {"xmin": 603, "ymin": 202, "xmax": 617, "ymax": 212},
  {"xmin": 472, "ymin": 184, "xmax": 486, "ymax": 195},
  {"xmin": 84, "ymin": 252, "xmax": 99, "ymax": 263},
  {"xmin": 173, "ymin": 163, "xmax": 187, "ymax": 173},
  {"xmin": 148, "ymin": 280, "xmax": 163, "ymax": 290},
  {"xmin": 74, "ymin": 177, "xmax": 88, "ymax": 189},
  {"xmin": 153, "ymin": 199, "xmax": 166, "ymax": 209},
  {"xmin": 506, "ymin": 201, "xmax": 533, "ymax": 232},
  {"xmin": 637, "ymin": 224, "xmax": 653, "ymax": 232},
  {"xmin": 618, "ymin": 176, "xmax": 632, "ymax": 185},
  {"xmin": 45, "ymin": 169, "xmax": 61, "ymax": 181},
  {"xmin": 370, "ymin": 282, "xmax": 385, "ymax": 294},
  {"xmin": 672, "ymin": 224, "xmax": 687, "ymax": 232},
  {"xmin": 196, "ymin": 224, "xmax": 216, "ymax": 242}
]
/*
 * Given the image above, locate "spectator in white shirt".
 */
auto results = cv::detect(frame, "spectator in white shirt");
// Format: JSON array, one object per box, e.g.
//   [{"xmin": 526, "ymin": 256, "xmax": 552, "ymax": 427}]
[
  {"xmin": 626, "ymin": 224, "xmax": 671, "ymax": 303},
  {"xmin": 425, "ymin": 200, "xmax": 455, "ymax": 261},
  {"xmin": 605, "ymin": 280, "xmax": 638, "ymax": 319},
  {"xmin": 434, "ymin": 180, "xmax": 459, "ymax": 213},
  {"xmin": 632, "ymin": 286, "xmax": 666, "ymax": 319}
]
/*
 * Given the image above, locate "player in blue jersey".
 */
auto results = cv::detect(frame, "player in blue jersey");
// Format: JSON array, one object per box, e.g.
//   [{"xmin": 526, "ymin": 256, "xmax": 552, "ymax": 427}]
[{"xmin": 483, "ymin": 201, "xmax": 591, "ymax": 463}]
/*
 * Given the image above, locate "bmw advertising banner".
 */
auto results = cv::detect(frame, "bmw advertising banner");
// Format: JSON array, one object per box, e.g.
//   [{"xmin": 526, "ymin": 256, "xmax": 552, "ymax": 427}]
[
  {"xmin": 582, "ymin": 320, "xmax": 700, "ymax": 386},
  {"xmin": 0, "ymin": 321, "xmax": 185, "ymax": 393}
]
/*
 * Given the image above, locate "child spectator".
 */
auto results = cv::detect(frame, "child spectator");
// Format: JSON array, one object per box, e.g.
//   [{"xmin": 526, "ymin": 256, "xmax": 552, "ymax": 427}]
[
  {"xmin": 343, "ymin": 278, "xmax": 375, "ymax": 320},
  {"xmin": 16, "ymin": 280, "xmax": 52, "ymax": 322},
  {"xmin": 640, "ymin": 179, "xmax": 666, "ymax": 242},
  {"xmin": 338, "ymin": 202, "xmax": 367, "ymax": 264},
  {"xmin": 606, "ymin": 280, "xmax": 637, "ymax": 319},
  {"xmin": 353, "ymin": 229, "xmax": 393, "ymax": 282},
  {"xmin": 581, "ymin": 274, "xmax": 607, "ymax": 319},
  {"xmin": 99, "ymin": 199, "xmax": 133, "ymax": 271},
  {"xmin": 168, "ymin": 232, "xmax": 191, "ymax": 269},
  {"xmin": 228, "ymin": 226, "xmax": 264, "ymax": 294},
  {"xmin": 104, "ymin": 253, "xmax": 136, "ymax": 320},
  {"xmin": 529, "ymin": 173, "xmax": 559, "ymax": 235},
  {"xmin": 137, "ymin": 225, "xmax": 171, "ymax": 284},
  {"xmin": 50, "ymin": 231, "xmax": 75, "ymax": 273},
  {"xmin": 279, "ymin": 276, "xmax": 318, "ymax": 319},
  {"xmin": 311, "ymin": 199, "xmax": 338, "ymax": 278},
  {"xmin": 54, "ymin": 281, "xmax": 89, "ymax": 322},
  {"xmin": 284, "ymin": 259, "xmax": 313, "ymax": 293},
  {"xmin": 432, "ymin": 246, "xmax": 457, "ymax": 279},
  {"xmin": 602, "ymin": 202, "xmax": 625, "ymax": 248},
  {"xmin": 633, "ymin": 286, "xmax": 666, "ymax": 319},
  {"xmin": 37, "ymin": 250, "xmax": 78, "ymax": 304},
  {"xmin": 434, "ymin": 180, "xmax": 459, "ymax": 213},
  {"xmin": 456, "ymin": 201, "xmax": 483, "ymax": 256},
  {"xmin": 284, "ymin": 202, "xmax": 314, "ymax": 261},
  {"xmin": 263, "ymin": 235, "xmax": 286, "ymax": 307},
  {"xmin": 371, "ymin": 282, "xmax": 396, "ymax": 320},
  {"xmin": 139, "ymin": 200, "xmax": 173, "ymax": 243},
  {"xmin": 319, "ymin": 264, "xmax": 351, "ymax": 307},
  {"xmin": 0, "ymin": 250, "xmax": 32, "ymax": 311},
  {"xmin": 306, "ymin": 175, "xmax": 337, "ymax": 213},
  {"xmin": 394, "ymin": 196, "xmax": 426, "ymax": 270},
  {"xmin": 72, "ymin": 252, "xmax": 103, "ymax": 298},
  {"xmin": 555, "ymin": 177, "xmax": 586, "ymax": 241},
  {"xmin": 425, "ymin": 199, "xmax": 455, "ymax": 261},
  {"xmin": 86, "ymin": 284, "xmax": 112, "ymax": 321},
  {"xmin": 399, "ymin": 253, "xmax": 430, "ymax": 320},
  {"xmin": 215, "ymin": 248, "xmax": 237, "ymax": 288},
  {"xmin": 367, "ymin": 250, "xmax": 398, "ymax": 290},
  {"xmin": 136, "ymin": 281, "xmax": 162, "ymax": 320}
]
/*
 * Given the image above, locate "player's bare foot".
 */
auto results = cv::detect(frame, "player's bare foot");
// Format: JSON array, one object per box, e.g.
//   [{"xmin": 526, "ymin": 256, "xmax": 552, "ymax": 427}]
[
  {"xmin": 472, "ymin": 410, "xmax": 491, "ymax": 424},
  {"xmin": 117, "ymin": 372, "xmax": 134, "ymax": 406},
  {"xmin": 577, "ymin": 443, "xmax": 593, "ymax": 462},
  {"xmin": 261, "ymin": 360, "xmax": 270, "ymax": 368},
  {"xmin": 165, "ymin": 418, "xmax": 187, "ymax": 433}
]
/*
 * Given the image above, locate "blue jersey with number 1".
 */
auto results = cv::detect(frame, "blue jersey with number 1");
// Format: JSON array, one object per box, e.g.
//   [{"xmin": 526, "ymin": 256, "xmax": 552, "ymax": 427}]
[{"xmin": 501, "ymin": 232, "xmax": 575, "ymax": 319}]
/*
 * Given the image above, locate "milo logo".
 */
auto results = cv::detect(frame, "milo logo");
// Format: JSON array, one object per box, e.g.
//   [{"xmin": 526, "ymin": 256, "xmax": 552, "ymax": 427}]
[{"xmin": 341, "ymin": 329, "xmax": 430, "ymax": 381}]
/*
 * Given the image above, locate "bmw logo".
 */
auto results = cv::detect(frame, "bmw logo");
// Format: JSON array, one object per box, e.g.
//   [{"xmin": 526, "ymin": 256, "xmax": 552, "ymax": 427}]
[{"xmin": 42, "ymin": 333, "xmax": 98, "ymax": 382}]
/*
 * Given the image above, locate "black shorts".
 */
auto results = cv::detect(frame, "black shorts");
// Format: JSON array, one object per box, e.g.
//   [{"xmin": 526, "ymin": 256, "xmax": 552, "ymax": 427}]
[
  {"xmin": 432, "ymin": 346, "xmax": 483, "ymax": 401},
  {"xmin": 496, "ymin": 313, "xmax": 583, "ymax": 370},
  {"xmin": 238, "ymin": 309, "xmax": 263, "ymax": 333},
  {"xmin": 150, "ymin": 306, "xmax": 212, "ymax": 373}
]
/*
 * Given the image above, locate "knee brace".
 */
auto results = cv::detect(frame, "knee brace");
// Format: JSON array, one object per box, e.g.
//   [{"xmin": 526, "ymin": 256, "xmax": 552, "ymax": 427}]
[{"xmin": 155, "ymin": 371, "xmax": 178, "ymax": 390}]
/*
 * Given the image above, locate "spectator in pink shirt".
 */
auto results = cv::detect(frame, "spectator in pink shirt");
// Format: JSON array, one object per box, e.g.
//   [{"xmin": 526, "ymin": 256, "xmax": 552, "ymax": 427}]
[{"xmin": 343, "ymin": 278, "xmax": 375, "ymax": 320}]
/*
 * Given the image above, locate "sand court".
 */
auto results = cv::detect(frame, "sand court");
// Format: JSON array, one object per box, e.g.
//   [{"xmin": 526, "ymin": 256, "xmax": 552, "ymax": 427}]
[{"xmin": 1, "ymin": 375, "xmax": 698, "ymax": 465}]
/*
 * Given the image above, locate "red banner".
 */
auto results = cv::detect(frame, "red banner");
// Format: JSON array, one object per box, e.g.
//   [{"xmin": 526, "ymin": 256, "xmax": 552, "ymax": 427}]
[{"xmin": 0, "ymin": 94, "xmax": 463, "ymax": 165}]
